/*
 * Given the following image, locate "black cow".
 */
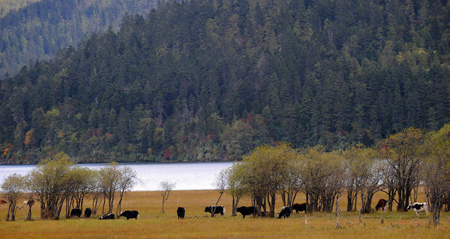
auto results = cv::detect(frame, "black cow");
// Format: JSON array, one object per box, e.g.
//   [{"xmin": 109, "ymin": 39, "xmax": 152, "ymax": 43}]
[
  {"xmin": 204, "ymin": 205, "xmax": 225, "ymax": 216},
  {"xmin": 84, "ymin": 208, "xmax": 92, "ymax": 218},
  {"xmin": 70, "ymin": 208, "xmax": 82, "ymax": 217},
  {"xmin": 99, "ymin": 213, "xmax": 115, "ymax": 220},
  {"xmin": 236, "ymin": 206, "xmax": 256, "ymax": 218},
  {"xmin": 292, "ymin": 203, "xmax": 307, "ymax": 214},
  {"xmin": 375, "ymin": 199, "xmax": 389, "ymax": 212},
  {"xmin": 277, "ymin": 206, "xmax": 292, "ymax": 219},
  {"xmin": 406, "ymin": 202, "xmax": 429, "ymax": 216},
  {"xmin": 120, "ymin": 210, "xmax": 139, "ymax": 220},
  {"xmin": 177, "ymin": 207, "xmax": 185, "ymax": 219}
]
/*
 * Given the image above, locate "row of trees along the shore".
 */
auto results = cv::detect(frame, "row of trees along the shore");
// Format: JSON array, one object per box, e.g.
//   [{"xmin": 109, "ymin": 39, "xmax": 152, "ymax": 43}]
[
  {"xmin": 219, "ymin": 124, "xmax": 450, "ymax": 227},
  {"xmin": 1, "ymin": 153, "xmax": 138, "ymax": 221}
]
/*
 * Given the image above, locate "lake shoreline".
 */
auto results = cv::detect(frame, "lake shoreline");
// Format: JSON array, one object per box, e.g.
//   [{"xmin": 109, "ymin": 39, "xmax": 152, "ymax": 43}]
[
  {"xmin": 0, "ymin": 160, "xmax": 236, "ymax": 166},
  {"xmin": 0, "ymin": 161, "xmax": 234, "ymax": 191}
]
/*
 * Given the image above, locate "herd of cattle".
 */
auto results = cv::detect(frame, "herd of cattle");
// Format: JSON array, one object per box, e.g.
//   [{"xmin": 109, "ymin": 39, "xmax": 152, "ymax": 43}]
[
  {"xmin": 67, "ymin": 208, "xmax": 140, "ymax": 220},
  {"xmin": 1, "ymin": 198, "xmax": 432, "ymax": 220}
]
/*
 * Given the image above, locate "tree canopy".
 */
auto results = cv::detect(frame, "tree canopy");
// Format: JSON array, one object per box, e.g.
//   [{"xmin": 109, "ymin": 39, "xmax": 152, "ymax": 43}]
[{"xmin": 1, "ymin": 0, "xmax": 450, "ymax": 164}]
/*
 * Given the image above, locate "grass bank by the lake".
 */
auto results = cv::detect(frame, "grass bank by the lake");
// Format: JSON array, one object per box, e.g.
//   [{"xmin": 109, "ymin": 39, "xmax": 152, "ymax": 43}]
[{"xmin": 0, "ymin": 190, "xmax": 449, "ymax": 238}]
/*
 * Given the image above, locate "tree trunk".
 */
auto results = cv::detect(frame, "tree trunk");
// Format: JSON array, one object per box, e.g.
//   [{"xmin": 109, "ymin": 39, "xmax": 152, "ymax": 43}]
[
  {"xmin": 211, "ymin": 192, "xmax": 224, "ymax": 217},
  {"xmin": 359, "ymin": 192, "xmax": 365, "ymax": 223},
  {"xmin": 117, "ymin": 197, "xmax": 123, "ymax": 218},
  {"xmin": 231, "ymin": 197, "xmax": 240, "ymax": 216},
  {"xmin": 11, "ymin": 203, "xmax": 16, "ymax": 221},
  {"xmin": 102, "ymin": 195, "xmax": 106, "ymax": 214},
  {"xmin": 335, "ymin": 192, "xmax": 342, "ymax": 229},
  {"xmin": 347, "ymin": 189, "xmax": 354, "ymax": 212},
  {"xmin": 6, "ymin": 203, "xmax": 12, "ymax": 221},
  {"xmin": 27, "ymin": 204, "xmax": 33, "ymax": 220}
]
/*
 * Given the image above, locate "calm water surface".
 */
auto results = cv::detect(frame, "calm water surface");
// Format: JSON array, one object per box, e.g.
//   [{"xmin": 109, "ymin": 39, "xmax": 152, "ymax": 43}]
[{"xmin": 0, "ymin": 162, "xmax": 234, "ymax": 191}]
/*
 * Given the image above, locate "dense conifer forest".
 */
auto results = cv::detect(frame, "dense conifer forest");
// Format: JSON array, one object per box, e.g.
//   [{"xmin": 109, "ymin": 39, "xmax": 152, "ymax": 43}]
[
  {"xmin": 0, "ymin": 0, "xmax": 158, "ymax": 76},
  {"xmin": 0, "ymin": 0, "xmax": 41, "ymax": 18},
  {"xmin": 1, "ymin": 0, "xmax": 449, "ymax": 164}
]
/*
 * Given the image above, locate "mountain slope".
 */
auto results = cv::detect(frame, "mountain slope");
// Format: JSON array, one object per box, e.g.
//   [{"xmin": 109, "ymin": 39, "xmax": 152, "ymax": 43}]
[
  {"xmin": 1, "ymin": 0, "xmax": 449, "ymax": 164},
  {"xmin": 0, "ymin": 0, "xmax": 41, "ymax": 18},
  {"xmin": 0, "ymin": 0, "xmax": 158, "ymax": 76}
]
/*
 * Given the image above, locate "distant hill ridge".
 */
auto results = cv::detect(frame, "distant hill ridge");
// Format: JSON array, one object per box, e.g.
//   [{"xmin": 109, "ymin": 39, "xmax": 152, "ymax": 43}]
[
  {"xmin": 0, "ymin": 0, "xmax": 41, "ymax": 18},
  {"xmin": 0, "ymin": 0, "xmax": 159, "ymax": 76}
]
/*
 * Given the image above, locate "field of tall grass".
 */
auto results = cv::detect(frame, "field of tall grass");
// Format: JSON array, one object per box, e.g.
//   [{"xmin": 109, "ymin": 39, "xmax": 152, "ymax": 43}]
[{"xmin": 1, "ymin": 190, "xmax": 449, "ymax": 238}]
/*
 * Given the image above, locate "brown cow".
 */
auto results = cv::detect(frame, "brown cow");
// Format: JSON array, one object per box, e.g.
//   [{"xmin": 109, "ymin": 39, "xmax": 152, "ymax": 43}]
[
  {"xmin": 0, "ymin": 199, "xmax": 7, "ymax": 204},
  {"xmin": 375, "ymin": 199, "xmax": 389, "ymax": 212}
]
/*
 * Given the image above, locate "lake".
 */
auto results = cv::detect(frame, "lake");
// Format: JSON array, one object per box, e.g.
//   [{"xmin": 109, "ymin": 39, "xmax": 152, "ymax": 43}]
[{"xmin": 0, "ymin": 162, "xmax": 235, "ymax": 191}]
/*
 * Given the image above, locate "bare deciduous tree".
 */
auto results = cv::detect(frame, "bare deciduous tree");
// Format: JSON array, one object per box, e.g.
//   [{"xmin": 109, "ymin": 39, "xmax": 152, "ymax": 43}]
[
  {"xmin": 160, "ymin": 181, "xmax": 175, "ymax": 214},
  {"xmin": 221, "ymin": 165, "xmax": 247, "ymax": 216},
  {"xmin": 116, "ymin": 167, "xmax": 138, "ymax": 218},
  {"xmin": 212, "ymin": 171, "xmax": 226, "ymax": 217},
  {"xmin": 98, "ymin": 162, "xmax": 122, "ymax": 214}
]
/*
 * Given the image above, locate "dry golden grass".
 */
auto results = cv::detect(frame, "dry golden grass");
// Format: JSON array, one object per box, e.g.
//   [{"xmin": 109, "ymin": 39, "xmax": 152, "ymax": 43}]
[{"xmin": 0, "ymin": 190, "xmax": 449, "ymax": 238}]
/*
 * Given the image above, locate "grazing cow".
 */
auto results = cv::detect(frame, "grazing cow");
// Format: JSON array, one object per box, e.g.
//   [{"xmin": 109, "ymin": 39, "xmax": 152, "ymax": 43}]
[
  {"xmin": 177, "ymin": 207, "xmax": 185, "ymax": 219},
  {"xmin": 204, "ymin": 205, "xmax": 225, "ymax": 216},
  {"xmin": 236, "ymin": 206, "xmax": 257, "ymax": 218},
  {"xmin": 23, "ymin": 199, "xmax": 35, "ymax": 206},
  {"xmin": 277, "ymin": 206, "xmax": 293, "ymax": 219},
  {"xmin": 0, "ymin": 199, "xmax": 7, "ymax": 204},
  {"xmin": 84, "ymin": 208, "xmax": 92, "ymax": 218},
  {"xmin": 120, "ymin": 210, "xmax": 139, "ymax": 220},
  {"xmin": 71, "ymin": 208, "xmax": 82, "ymax": 217},
  {"xmin": 375, "ymin": 199, "xmax": 389, "ymax": 212},
  {"xmin": 292, "ymin": 203, "xmax": 307, "ymax": 214},
  {"xmin": 406, "ymin": 202, "xmax": 429, "ymax": 216},
  {"xmin": 99, "ymin": 213, "xmax": 115, "ymax": 220}
]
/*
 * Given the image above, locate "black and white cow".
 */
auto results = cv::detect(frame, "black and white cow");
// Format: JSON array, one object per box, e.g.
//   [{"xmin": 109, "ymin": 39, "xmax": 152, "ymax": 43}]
[
  {"xmin": 120, "ymin": 210, "xmax": 139, "ymax": 220},
  {"xmin": 177, "ymin": 207, "xmax": 185, "ymax": 219},
  {"xmin": 204, "ymin": 205, "xmax": 225, "ymax": 216},
  {"xmin": 277, "ymin": 206, "xmax": 293, "ymax": 219},
  {"xmin": 292, "ymin": 203, "xmax": 307, "ymax": 214},
  {"xmin": 70, "ymin": 208, "xmax": 82, "ymax": 217},
  {"xmin": 99, "ymin": 213, "xmax": 115, "ymax": 220},
  {"xmin": 84, "ymin": 208, "xmax": 92, "ymax": 218},
  {"xmin": 236, "ymin": 206, "xmax": 257, "ymax": 218},
  {"xmin": 406, "ymin": 202, "xmax": 429, "ymax": 216}
]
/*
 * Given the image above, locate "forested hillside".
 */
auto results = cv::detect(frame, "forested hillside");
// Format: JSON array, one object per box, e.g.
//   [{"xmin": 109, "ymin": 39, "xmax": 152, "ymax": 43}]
[
  {"xmin": 0, "ymin": 0, "xmax": 158, "ymax": 76},
  {"xmin": 1, "ymin": 0, "xmax": 450, "ymax": 164},
  {"xmin": 0, "ymin": 0, "xmax": 41, "ymax": 18}
]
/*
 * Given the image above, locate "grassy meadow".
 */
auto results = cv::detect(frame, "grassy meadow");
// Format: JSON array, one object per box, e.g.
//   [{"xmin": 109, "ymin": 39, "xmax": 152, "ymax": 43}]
[{"xmin": 1, "ymin": 190, "xmax": 449, "ymax": 238}]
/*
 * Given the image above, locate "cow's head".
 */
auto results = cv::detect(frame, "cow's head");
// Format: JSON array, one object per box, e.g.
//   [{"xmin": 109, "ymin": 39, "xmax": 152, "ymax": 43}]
[{"xmin": 204, "ymin": 206, "xmax": 210, "ymax": 212}]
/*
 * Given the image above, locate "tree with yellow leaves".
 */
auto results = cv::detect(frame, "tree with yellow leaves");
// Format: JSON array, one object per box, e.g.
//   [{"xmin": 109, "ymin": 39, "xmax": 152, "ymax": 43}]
[
  {"xmin": 421, "ymin": 124, "xmax": 450, "ymax": 226},
  {"xmin": 240, "ymin": 143, "xmax": 297, "ymax": 216},
  {"xmin": 378, "ymin": 127, "xmax": 426, "ymax": 212}
]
